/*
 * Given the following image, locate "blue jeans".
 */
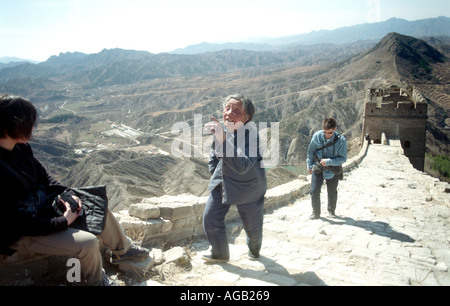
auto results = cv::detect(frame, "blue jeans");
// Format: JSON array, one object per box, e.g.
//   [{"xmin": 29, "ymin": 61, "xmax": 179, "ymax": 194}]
[
  {"xmin": 203, "ymin": 185, "xmax": 264, "ymax": 260},
  {"xmin": 310, "ymin": 171, "xmax": 339, "ymax": 216}
]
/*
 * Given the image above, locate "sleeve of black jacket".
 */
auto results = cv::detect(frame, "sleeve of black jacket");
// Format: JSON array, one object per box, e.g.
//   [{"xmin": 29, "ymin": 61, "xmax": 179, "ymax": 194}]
[
  {"xmin": 0, "ymin": 143, "xmax": 69, "ymax": 254},
  {"xmin": 22, "ymin": 144, "xmax": 69, "ymax": 235}
]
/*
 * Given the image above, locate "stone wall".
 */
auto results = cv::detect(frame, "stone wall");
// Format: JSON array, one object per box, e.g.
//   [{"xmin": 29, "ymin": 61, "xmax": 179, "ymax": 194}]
[
  {"xmin": 362, "ymin": 85, "xmax": 428, "ymax": 171},
  {"xmin": 114, "ymin": 139, "xmax": 370, "ymax": 247}
]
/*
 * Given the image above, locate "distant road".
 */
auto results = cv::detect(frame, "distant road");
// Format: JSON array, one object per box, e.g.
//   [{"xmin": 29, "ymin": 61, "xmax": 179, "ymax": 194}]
[{"xmin": 60, "ymin": 100, "xmax": 76, "ymax": 115}]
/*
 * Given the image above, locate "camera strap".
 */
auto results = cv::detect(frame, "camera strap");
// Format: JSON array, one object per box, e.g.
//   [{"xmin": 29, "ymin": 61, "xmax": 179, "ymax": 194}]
[{"xmin": 316, "ymin": 133, "xmax": 340, "ymax": 152}]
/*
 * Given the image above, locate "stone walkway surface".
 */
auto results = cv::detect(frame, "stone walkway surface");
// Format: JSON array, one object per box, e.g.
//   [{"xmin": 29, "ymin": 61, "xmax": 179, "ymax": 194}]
[{"xmin": 142, "ymin": 144, "xmax": 450, "ymax": 286}]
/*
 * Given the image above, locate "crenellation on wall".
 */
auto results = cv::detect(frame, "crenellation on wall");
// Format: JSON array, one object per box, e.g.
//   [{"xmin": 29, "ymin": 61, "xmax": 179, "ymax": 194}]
[
  {"xmin": 364, "ymin": 86, "xmax": 427, "ymax": 108},
  {"xmin": 364, "ymin": 100, "xmax": 427, "ymax": 118}
]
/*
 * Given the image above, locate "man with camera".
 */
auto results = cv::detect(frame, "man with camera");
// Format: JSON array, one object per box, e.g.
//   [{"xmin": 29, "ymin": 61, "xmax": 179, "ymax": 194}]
[{"xmin": 306, "ymin": 118, "xmax": 347, "ymax": 219}]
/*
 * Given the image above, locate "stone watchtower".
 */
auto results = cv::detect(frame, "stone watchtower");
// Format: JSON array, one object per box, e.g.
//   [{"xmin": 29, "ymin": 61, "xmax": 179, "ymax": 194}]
[{"xmin": 362, "ymin": 85, "xmax": 428, "ymax": 171}]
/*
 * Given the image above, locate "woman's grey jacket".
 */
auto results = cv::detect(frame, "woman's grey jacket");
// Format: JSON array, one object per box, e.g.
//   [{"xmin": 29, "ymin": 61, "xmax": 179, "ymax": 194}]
[{"xmin": 208, "ymin": 122, "xmax": 267, "ymax": 205}]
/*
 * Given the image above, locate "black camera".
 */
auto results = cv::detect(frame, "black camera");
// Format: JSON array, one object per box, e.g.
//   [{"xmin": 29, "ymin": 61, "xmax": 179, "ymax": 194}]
[
  {"xmin": 312, "ymin": 164, "xmax": 324, "ymax": 174},
  {"xmin": 58, "ymin": 192, "xmax": 80, "ymax": 212}
]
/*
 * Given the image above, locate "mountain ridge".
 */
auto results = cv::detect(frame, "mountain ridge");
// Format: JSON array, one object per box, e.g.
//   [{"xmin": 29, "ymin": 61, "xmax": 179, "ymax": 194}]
[
  {"xmin": 0, "ymin": 43, "xmax": 377, "ymax": 88},
  {"xmin": 172, "ymin": 17, "xmax": 450, "ymax": 54},
  {"xmin": 1, "ymin": 16, "xmax": 448, "ymax": 65}
]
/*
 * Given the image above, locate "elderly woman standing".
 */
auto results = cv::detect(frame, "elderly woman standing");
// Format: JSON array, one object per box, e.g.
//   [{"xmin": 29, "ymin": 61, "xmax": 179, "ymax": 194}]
[{"xmin": 202, "ymin": 94, "xmax": 267, "ymax": 263}]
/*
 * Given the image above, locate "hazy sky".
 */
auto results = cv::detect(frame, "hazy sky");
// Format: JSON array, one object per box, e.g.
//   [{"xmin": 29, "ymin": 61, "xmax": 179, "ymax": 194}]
[{"xmin": 1, "ymin": 0, "xmax": 449, "ymax": 62}]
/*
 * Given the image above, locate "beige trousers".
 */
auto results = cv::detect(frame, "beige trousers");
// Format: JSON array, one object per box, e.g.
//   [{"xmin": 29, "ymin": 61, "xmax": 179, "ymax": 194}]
[{"xmin": 10, "ymin": 209, "xmax": 132, "ymax": 285}]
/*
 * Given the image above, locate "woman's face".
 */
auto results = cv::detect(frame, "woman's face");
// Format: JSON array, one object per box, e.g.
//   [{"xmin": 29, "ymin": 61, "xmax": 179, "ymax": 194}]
[{"xmin": 223, "ymin": 99, "xmax": 247, "ymax": 126}]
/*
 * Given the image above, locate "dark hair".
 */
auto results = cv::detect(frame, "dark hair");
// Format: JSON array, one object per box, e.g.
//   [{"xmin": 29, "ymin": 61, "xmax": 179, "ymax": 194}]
[
  {"xmin": 322, "ymin": 118, "xmax": 337, "ymax": 130},
  {"xmin": 0, "ymin": 95, "xmax": 37, "ymax": 139},
  {"xmin": 224, "ymin": 94, "xmax": 255, "ymax": 123}
]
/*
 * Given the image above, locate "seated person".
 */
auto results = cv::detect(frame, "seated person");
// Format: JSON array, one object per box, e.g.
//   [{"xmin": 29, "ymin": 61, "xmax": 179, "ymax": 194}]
[{"xmin": 0, "ymin": 94, "xmax": 150, "ymax": 286}]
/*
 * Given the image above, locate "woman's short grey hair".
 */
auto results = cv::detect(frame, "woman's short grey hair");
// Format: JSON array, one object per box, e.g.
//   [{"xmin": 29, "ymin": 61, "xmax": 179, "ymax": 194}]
[{"xmin": 223, "ymin": 94, "xmax": 255, "ymax": 123}]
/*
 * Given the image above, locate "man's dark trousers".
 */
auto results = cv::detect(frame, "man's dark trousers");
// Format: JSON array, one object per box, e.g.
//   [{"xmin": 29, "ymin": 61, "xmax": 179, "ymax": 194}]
[{"xmin": 310, "ymin": 171, "xmax": 339, "ymax": 216}]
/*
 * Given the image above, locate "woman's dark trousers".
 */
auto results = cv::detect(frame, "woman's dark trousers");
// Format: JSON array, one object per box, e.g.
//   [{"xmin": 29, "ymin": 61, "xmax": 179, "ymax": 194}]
[{"xmin": 203, "ymin": 185, "xmax": 264, "ymax": 260}]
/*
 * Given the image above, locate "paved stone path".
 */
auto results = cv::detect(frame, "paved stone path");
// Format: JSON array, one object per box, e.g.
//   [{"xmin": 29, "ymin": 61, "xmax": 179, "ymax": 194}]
[{"xmin": 141, "ymin": 143, "xmax": 450, "ymax": 286}]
